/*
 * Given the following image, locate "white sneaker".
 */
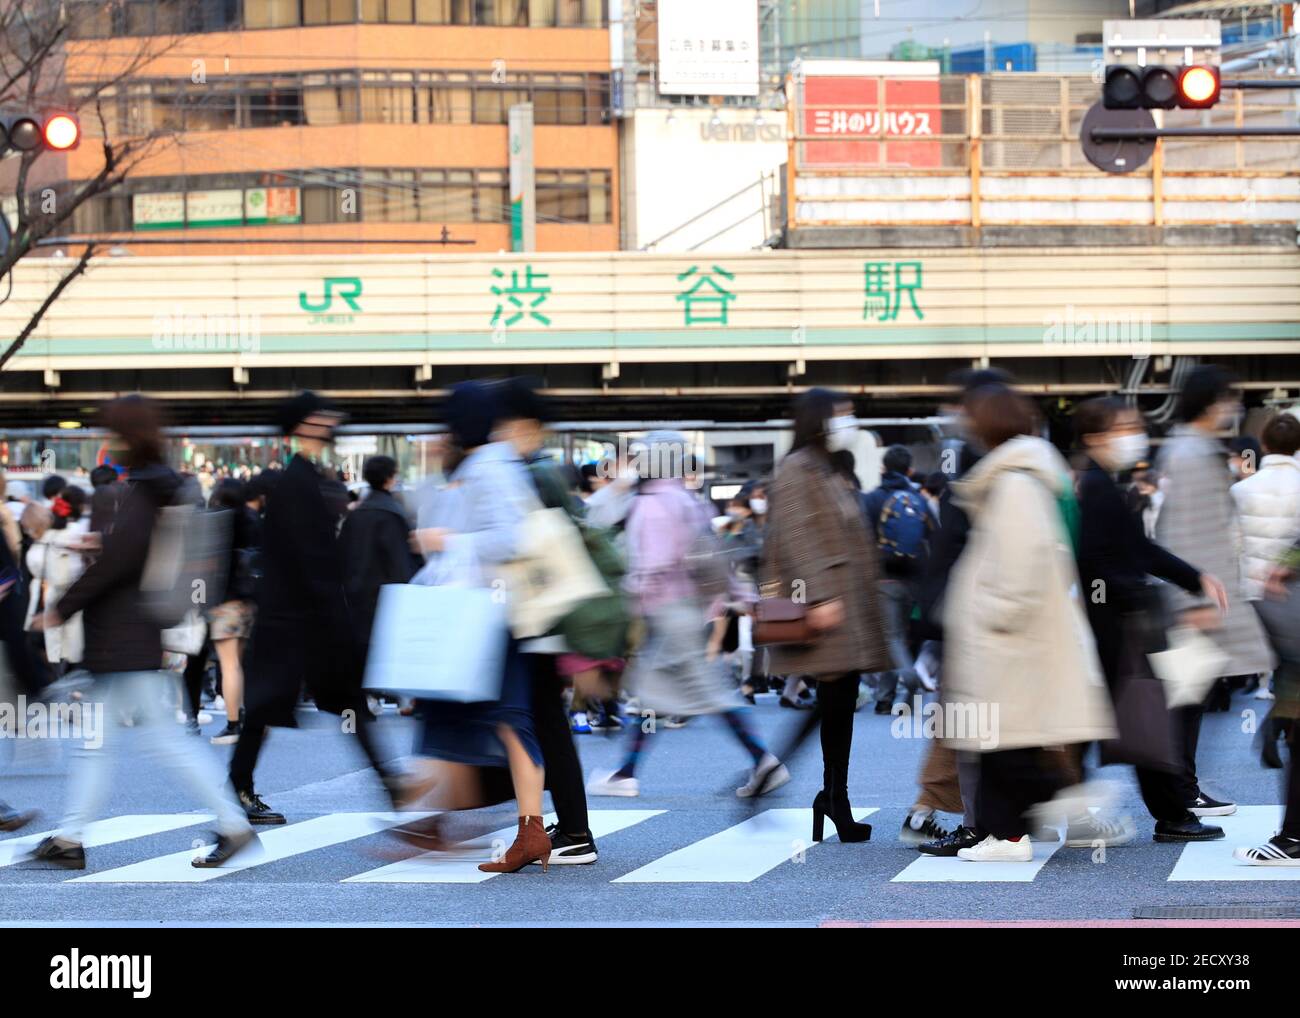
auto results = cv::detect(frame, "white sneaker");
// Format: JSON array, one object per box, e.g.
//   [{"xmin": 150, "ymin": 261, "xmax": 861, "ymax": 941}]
[
  {"xmin": 211, "ymin": 695, "xmax": 226, "ymax": 712},
  {"xmin": 175, "ymin": 709, "xmax": 212, "ymax": 725},
  {"xmin": 957, "ymin": 834, "xmax": 1034, "ymax": 862},
  {"xmin": 914, "ymin": 657, "xmax": 938, "ymax": 693},
  {"xmin": 736, "ymin": 753, "xmax": 790, "ymax": 798},
  {"xmin": 587, "ymin": 770, "xmax": 640, "ymax": 797},
  {"xmin": 1255, "ymin": 687, "xmax": 1275, "ymax": 701}
]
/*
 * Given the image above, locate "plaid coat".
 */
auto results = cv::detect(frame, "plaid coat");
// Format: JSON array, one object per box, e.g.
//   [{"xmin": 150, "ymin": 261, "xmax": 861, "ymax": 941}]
[
  {"xmin": 761, "ymin": 446, "xmax": 889, "ymax": 679},
  {"xmin": 1154, "ymin": 426, "xmax": 1275, "ymax": 677}
]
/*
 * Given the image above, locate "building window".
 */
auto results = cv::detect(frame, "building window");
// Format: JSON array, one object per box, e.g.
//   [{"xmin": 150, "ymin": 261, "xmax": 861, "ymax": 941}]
[
  {"xmin": 302, "ymin": 73, "xmax": 360, "ymax": 125},
  {"xmin": 244, "ymin": 0, "xmax": 301, "ymax": 28},
  {"xmin": 537, "ymin": 168, "xmax": 609, "ymax": 224},
  {"xmin": 246, "ymin": 80, "xmax": 306, "ymax": 127},
  {"xmin": 361, "ymin": 72, "xmax": 417, "ymax": 123},
  {"xmin": 303, "ymin": 0, "xmax": 355, "ymax": 25}
]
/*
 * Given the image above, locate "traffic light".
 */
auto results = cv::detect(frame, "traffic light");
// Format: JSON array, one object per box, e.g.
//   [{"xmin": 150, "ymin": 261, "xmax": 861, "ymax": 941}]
[
  {"xmin": 1178, "ymin": 65, "xmax": 1220, "ymax": 109},
  {"xmin": 1103, "ymin": 65, "xmax": 1220, "ymax": 110},
  {"xmin": 0, "ymin": 111, "xmax": 80, "ymax": 153}
]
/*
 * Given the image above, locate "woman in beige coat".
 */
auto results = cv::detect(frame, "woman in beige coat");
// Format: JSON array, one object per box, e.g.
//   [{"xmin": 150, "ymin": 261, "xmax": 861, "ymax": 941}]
[
  {"xmin": 764, "ymin": 389, "xmax": 889, "ymax": 843},
  {"xmin": 942, "ymin": 388, "xmax": 1115, "ymax": 862}
]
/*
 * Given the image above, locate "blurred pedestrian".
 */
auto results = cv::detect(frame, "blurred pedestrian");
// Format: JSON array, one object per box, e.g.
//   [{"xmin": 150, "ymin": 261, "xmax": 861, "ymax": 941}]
[
  {"xmin": 942, "ymin": 387, "xmax": 1115, "ymax": 862},
  {"xmin": 762, "ymin": 390, "xmax": 888, "ymax": 841},
  {"xmin": 1155, "ymin": 365, "xmax": 1274, "ymax": 816},
  {"xmin": 32, "ymin": 395, "xmax": 252, "ymax": 869},
  {"xmin": 206, "ymin": 478, "xmax": 263, "ymax": 745}
]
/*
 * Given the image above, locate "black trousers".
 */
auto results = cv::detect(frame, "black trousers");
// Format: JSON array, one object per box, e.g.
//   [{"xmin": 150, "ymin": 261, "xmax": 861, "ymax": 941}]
[
  {"xmin": 230, "ymin": 621, "xmax": 393, "ymax": 796},
  {"xmin": 976, "ymin": 748, "xmax": 1068, "ymax": 840},
  {"xmin": 1283, "ymin": 724, "xmax": 1300, "ymax": 840},
  {"xmin": 529, "ymin": 655, "xmax": 590, "ymax": 838},
  {"xmin": 1169, "ymin": 703, "xmax": 1205, "ymax": 805},
  {"xmin": 181, "ymin": 639, "xmax": 211, "ymax": 721}
]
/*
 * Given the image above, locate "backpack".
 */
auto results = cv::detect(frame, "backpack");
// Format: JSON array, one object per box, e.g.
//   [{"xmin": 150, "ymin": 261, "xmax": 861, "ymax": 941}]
[{"xmin": 877, "ymin": 488, "xmax": 930, "ymax": 563}]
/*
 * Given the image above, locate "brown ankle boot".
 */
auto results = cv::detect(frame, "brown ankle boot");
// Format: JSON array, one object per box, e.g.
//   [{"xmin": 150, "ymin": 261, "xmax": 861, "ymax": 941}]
[{"xmin": 477, "ymin": 815, "xmax": 551, "ymax": 873}]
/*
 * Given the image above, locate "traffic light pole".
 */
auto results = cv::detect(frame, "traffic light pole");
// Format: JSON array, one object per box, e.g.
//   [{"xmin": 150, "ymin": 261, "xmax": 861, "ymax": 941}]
[{"xmin": 1091, "ymin": 126, "xmax": 1300, "ymax": 140}]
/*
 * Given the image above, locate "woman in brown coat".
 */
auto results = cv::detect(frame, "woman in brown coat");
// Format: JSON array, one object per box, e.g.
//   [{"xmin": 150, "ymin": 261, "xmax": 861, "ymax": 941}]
[{"xmin": 764, "ymin": 389, "xmax": 889, "ymax": 842}]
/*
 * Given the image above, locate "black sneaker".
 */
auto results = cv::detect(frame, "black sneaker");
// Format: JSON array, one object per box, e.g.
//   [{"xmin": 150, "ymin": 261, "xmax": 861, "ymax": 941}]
[
  {"xmin": 31, "ymin": 836, "xmax": 86, "ymax": 869},
  {"xmin": 1187, "ymin": 794, "xmax": 1236, "ymax": 817},
  {"xmin": 210, "ymin": 720, "xmax": 242, "ymax": 746},
  {"xmin": 917, "ymin": 825, "xmax": 980, "ymax": 857},
  {"xmin": 1154, "ymin": 816, "xmax": 1225, "ymax": 842},
  {"xmin": 0, "ymin": 802, "xmax": 37, "ymax": 833},
  {"xmin": 191, "ymin": 827, "xmax": 257, "ymax": 868},
  {"xmin": 532, "ymin": 824, "xmax": 598, "ymax": 865},
  {"xmin": 1233, "ymin": 835, "xmax": 1300, "ymax": 866},
  {"xmin": 900, "ymin": 810, "xmax": 952, "ymax": 845},
  {"xmin": 873, "ymin": 700, "xmax": 894, "ymax": 715},
  {"xmin": 238, "ymin": 789, "xmax": 286, "ymax": 825},
  {"xmin": 184, "ymin": 717, "xmax": 202, "ymax": 736}
]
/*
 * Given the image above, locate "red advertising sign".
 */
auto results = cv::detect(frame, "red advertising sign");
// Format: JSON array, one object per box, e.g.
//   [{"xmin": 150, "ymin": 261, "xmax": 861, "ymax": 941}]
[{"xmin": 801, "ymin": 75, "xmax": 942, "ymax": 168}]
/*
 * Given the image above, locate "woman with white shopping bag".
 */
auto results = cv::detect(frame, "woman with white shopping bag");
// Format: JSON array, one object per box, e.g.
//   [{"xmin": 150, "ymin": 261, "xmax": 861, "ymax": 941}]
[{"xmin": 396, "ymin": 381, "xmax": 550, "ymax": 873}]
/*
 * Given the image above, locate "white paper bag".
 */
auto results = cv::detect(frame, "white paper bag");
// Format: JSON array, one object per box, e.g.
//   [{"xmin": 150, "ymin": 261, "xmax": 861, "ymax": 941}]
[
  {"xmin": 1148, "ymin": 625, "xmax": 1231, "ymax": 709},
  {"xmin": 363, "ymin": 582, "xmax": 508, "ymax": 702}
]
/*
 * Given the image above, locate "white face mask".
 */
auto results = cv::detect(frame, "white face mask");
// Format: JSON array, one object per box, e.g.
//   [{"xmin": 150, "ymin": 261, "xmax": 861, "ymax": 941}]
[
  {"xmin": 825, "ymin": 415, "xmax": 857, "ymax": 452},
  {"xmin": 1108, "ymin": 432, "xmax": 1149, "ymax": 470},
  {"xmin": 749, "ymin": 497, "xmax": 768, "ymax": 515}
]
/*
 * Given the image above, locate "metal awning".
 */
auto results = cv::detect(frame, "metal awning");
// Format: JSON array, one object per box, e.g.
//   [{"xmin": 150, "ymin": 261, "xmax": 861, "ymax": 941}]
[{"xmin": 1156, "ymin": 0, "xmax": 1288, "ymax": 17}]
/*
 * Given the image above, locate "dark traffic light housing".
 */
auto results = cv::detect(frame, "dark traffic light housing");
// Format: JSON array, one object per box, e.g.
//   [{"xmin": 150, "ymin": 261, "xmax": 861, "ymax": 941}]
[
  {"xmin": 1103, "ymin": 65, "xmax": 1220, "ymax": 110},
  {"xmin": 0, "ymin": 111, "xmax": 80, "ymax": 152}
]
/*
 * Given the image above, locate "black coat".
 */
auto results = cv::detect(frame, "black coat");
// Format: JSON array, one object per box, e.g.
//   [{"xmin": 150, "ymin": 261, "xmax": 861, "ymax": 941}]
[
  {"xmin": 56, "ymin": 463, "xmax": 181, "ymax": 675},
  {"xmin": 244, "ymin": 455, "xmax": 357, "ymax": 719},
  {"xmin": 1076, "ymin": 457, "xmax": 1202, "ymax": 686},
  {"xmin": 338, "ymin": 488, "xmax": 417, "ymax": 648}
]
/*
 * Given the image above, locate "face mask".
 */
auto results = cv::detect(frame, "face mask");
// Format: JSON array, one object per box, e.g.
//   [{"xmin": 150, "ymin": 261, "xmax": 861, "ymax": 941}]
[
  {"xmin": 749, "ymin": 497, "xmax": 767, "ymax": 515},
  {"xmin": 1108, "ymin": 432, "xmax": 1148, "ymax": 470},
  {"xmin": 825, "ymin": 415, "xmax": 857, "ymax": 452}
]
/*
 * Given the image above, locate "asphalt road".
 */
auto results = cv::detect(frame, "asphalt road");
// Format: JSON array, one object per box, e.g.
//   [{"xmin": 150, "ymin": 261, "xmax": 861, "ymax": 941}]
[{"xmin": 1, "ymin": 686, "xmax": 1295, "ymax": 927}]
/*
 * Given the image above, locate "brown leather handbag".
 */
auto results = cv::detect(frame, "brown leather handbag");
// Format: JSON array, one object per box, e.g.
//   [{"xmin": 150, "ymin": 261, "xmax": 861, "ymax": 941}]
[{"xmin": 753, "ymin": 596, "xmax": 816, "ymax": 646}]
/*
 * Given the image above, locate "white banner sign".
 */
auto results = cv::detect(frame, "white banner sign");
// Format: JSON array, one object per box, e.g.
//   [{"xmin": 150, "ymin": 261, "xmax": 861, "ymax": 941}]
[{"xmin": 657, "ymin": 0, "xmax": 760, "ymax": 97}]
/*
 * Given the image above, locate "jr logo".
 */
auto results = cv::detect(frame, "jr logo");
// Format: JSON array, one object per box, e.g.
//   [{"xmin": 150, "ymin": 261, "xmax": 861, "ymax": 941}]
[{"xmin": 299, "ymin": 277, "xmax": 362, "ymax": 314}]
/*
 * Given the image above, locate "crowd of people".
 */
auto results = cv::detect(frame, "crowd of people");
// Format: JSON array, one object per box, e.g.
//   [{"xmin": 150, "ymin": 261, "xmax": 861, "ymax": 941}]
[{"xmin": 1, "ymin": 364, "xmax": 1297, "ymax": 873}]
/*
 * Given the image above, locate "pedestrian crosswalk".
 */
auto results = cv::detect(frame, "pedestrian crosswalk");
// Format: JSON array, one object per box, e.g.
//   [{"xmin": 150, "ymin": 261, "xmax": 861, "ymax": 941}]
[{"xmin": 1, "ymin": 806, "xmax": 1296, "ymax": 884}]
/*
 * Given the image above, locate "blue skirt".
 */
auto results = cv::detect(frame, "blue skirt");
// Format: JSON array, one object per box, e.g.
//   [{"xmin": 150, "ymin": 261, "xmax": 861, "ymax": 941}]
[{"xmin": 415, "ymin": 636, "xmax": 542, "ymax": 768}]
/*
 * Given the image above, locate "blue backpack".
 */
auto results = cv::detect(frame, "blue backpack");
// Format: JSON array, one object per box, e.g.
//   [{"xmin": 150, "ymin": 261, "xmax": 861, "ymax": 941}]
[{"xmin": 877, "ymin": 489, "xmax": 929, "ymax": 563}]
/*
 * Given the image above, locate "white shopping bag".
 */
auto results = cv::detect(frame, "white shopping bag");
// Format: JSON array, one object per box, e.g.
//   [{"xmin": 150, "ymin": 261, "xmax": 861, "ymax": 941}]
[
  {"xmin": 363, "ymin": 582, "xmax": 508, "ymax": 702},
  {"xmin": 1148, "ymin": 625, "xmax": 1230, "ymax": 709},
  {"xmin": 502, "ymin": 507, "xmax": 609, "ymax": 640}
]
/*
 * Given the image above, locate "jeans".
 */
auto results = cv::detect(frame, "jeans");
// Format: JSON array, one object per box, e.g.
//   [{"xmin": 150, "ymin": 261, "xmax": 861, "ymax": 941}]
[
  {"xmin": 61, "ymin": 670, "xmax": 247, "ymax": 841},
  {"xmin": 874, "ymin": 578, "xmax": 920, "ymax": 705}
]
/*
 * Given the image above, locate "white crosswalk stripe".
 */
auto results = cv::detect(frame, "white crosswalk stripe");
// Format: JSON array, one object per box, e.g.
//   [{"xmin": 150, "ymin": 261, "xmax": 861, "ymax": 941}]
[
  {"xmin": 344, "ymin": 809, "xmax": 664, "ymax": 883},
  {"xmin": 612, "ymin": 807, "xmax": 877, "ymax": 883},
  {"xmin": 1168, "ymin": 805, "xmax": 1300, "ymax": 881},
  {"xmin": 892, "ymin": 837, "xmax": 1063, "ymax": 882},
  {"xmin": 71, "ymin": 812, "xmax": 431, "ymax": 883},
  {"xmin": 0, "ymin": 814, "xmax": 213, "ymax": 868},
  {"xmin": 3, "ymin": 805, "xmax": 1292, "ymax": 885}
]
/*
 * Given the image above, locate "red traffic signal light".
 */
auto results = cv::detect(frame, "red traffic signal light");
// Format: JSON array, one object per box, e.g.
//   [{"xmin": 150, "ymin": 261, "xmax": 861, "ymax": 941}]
[
  {"xmin": 1178, "ymin": 66, "xmax": 1220, "ymax": 109},
  {"xmin": 43, "ymin": 113, "xmax": 80, "ymax": 150}
]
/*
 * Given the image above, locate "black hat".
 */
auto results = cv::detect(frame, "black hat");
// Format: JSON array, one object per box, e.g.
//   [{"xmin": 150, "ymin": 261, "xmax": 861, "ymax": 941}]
[
  {"xmin": 494, "ymin": 375, "xmax": 551, "ymax": 424},
  {"xmin": 443, "ymin": 380, "xmax": 501, "ymax": 449},
  {"xmin": 276, "ymin": 390, "xmax": 343, "ymax": 435}
]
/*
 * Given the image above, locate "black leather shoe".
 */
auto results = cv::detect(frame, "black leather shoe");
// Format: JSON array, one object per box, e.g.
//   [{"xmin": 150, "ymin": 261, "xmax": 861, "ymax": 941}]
[
  {"xmin": 238, "ymin": 789, "xmax": 286, "ymax": 825},
  {"xmin": 31, "ymin": 836, "xmax": 86, "ymax": 869},
  {"xmin": 191, "ymin": 828, "xmax": 256, "ymax": 868},
  {"xmin": 873, "ymin": 700, "xmax": 894, "ymax": 715},
  {"xmin": 1154, "ymin": 816, "xmax": 1225, "ymax": 842},
  {"xmin": 0, "ymin": 802, "xmax": 37, "ymax": 833}
]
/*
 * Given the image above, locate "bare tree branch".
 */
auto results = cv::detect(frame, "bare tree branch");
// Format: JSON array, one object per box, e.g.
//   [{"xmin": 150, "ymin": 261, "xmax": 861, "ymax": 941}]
[{"xmin": 0, "ymin": 241, "xmax": 97, "ymax": 373}]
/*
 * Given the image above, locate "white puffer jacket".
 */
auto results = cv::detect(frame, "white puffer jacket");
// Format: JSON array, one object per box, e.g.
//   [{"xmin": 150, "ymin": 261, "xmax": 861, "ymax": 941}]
[{"xmin": 1230, "ymin": 454, "xmax": 1300, "ymax": 600}]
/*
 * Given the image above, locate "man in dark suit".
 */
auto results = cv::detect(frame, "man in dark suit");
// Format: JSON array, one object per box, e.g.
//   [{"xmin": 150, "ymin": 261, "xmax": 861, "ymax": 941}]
[{"xmin": 228, "ymin": 392, "xmax": 399, "ymax": 824}]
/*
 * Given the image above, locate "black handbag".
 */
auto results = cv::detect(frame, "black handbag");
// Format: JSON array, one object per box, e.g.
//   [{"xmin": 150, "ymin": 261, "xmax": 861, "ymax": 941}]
[{"xmin": 1098, "ymin": 614, "xmax": 1179, "ymax": 772}]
